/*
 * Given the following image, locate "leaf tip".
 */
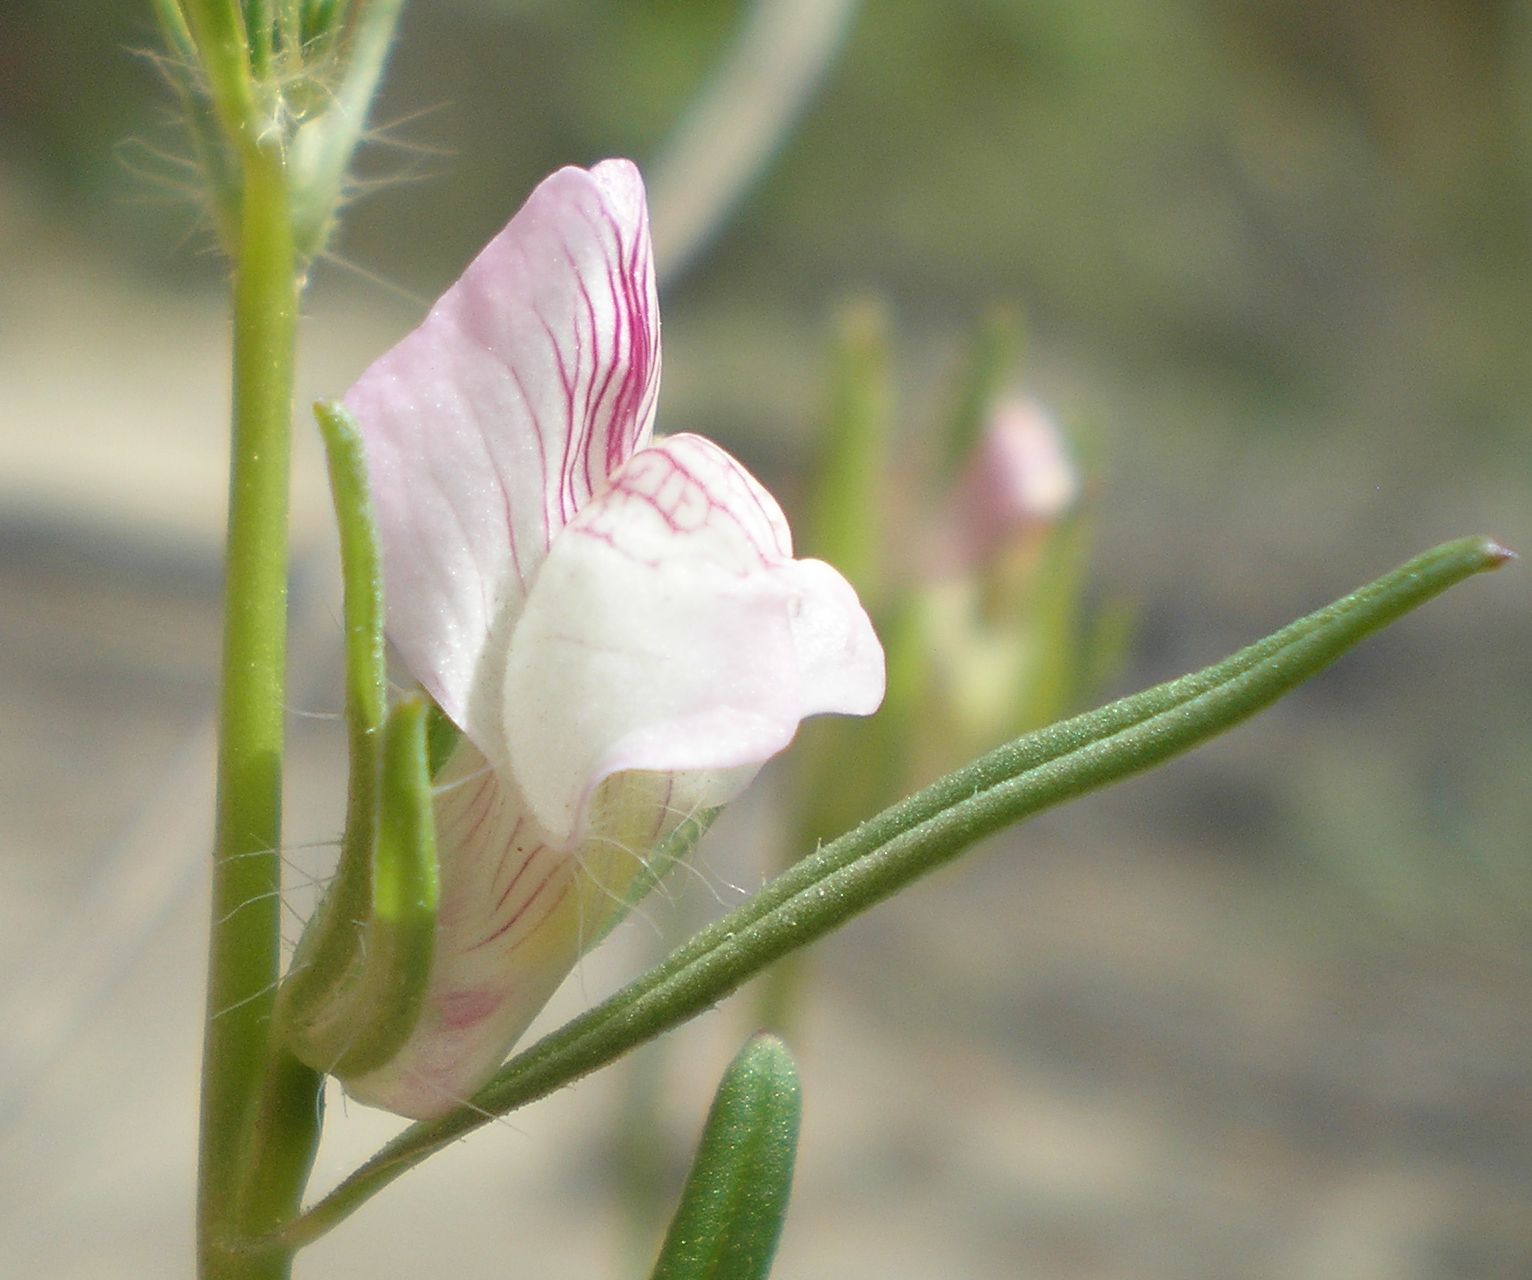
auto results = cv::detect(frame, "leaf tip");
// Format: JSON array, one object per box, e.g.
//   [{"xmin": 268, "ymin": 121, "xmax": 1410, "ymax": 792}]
[
  {"xmin": 740, "ymin": 1030, "xmax": 794, "ymax": 1067},
  {"xmin": 734, "ymin": 1031, "xmax": 798, "ymax": 1082},
  {"xmin": 1480, "ymin": 538, "xmax": 1518, "ymax": 567}
]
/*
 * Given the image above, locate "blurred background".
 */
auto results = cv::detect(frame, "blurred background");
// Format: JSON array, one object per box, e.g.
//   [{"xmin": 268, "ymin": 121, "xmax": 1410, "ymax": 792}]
[{"xmin": 1, "ymin": 1, "xmax": 1528, "ymax": 1277}]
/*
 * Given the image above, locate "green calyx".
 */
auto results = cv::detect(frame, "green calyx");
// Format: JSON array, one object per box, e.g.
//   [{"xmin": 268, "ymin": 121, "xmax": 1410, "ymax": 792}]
[
  {"xmin": 274, "ymin": 403, "xmax": 440, "ymax": 1079},
  {"xmin": 150, "ymin": 0, "xmax": 406, "ymax": 261}
]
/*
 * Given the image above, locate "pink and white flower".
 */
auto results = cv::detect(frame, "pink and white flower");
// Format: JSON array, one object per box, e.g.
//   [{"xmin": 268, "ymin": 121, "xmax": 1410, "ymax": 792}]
[{"xmin": 338, "ymin": 160, "xmax": 883, "ymax": 1118}]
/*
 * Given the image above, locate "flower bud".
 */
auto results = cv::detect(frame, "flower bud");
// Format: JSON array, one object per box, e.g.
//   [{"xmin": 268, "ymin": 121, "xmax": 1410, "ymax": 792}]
[{"xmin": 941, "ymin": 395, "xmax": 1078, "ymax": 572}]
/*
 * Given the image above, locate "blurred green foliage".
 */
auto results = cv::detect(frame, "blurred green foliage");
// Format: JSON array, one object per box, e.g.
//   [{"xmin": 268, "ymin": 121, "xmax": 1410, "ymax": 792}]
[{"xmin": 13, "ymin": 0, "xmax": 1528, "ymax": 425}]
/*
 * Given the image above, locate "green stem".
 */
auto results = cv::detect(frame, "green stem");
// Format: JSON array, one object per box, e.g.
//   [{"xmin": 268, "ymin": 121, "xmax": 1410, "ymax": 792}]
[
  {"xmin": 199, "ymin": 143, "xmax": 311, "ymax": 1280},
  {"xmin": 267, "ymin": 536, "xmax": 1510, "ymax": 1249}
]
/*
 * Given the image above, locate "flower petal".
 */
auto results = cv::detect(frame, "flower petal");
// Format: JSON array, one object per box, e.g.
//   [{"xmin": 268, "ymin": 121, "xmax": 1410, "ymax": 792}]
[
  {"xmin": 344, "ymin": 159, "xmax": 660, "ymax": 756},
  {"xmin": 502, "ymin": 434, "xmax": 885, "ymax": 848},
  {"xmin": 341, "ymin": 740, "xmax": 673, "ymax": 1119}
]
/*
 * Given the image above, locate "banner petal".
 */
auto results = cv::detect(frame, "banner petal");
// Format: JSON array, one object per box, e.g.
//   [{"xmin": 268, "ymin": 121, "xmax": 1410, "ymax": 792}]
[{"xmin": 344, "ymin": 160, "xmax": 660, "ymax": 757}]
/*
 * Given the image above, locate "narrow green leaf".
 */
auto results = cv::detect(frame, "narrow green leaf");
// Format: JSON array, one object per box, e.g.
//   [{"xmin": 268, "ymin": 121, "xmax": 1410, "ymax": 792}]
[
  {"xmin": 272, "ymin": 537, "xmax": 1511, "ymax": 1248},
  {"xmin": 649, "ymin": 1036, "xmax": 802, "ymax": 1280}
]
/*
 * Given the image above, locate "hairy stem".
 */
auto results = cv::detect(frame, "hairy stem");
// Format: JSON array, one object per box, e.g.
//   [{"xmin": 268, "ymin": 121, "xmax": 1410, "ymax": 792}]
[{"xmin": 199, "ymin": 141, "xmax": 310, "ymax": 1280}]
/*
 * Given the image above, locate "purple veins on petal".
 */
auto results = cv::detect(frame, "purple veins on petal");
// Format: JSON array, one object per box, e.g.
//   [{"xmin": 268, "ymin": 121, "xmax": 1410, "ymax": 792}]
[{"xmin": 341, "ymin": 159, "xmax": 661, "ymax": 754}]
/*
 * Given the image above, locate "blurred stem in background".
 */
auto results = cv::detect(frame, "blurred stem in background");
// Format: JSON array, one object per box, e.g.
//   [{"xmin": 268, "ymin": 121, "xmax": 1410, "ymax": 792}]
[
  {"xmin": 608, "ymin": 299, "xmax": 897, "ymax": 1255},
  {"xmin": 647, "ymin": 0, "xmax": 861, "ymax": 286}
]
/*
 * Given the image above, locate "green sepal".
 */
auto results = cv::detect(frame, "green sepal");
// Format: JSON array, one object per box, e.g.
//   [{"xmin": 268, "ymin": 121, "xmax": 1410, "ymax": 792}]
[
  {"xmin": 424, "ymin": 698, "xmax": 462, "ymax": 781},
  {"xmin": 315, "ymin": 401, "xmax": 387, "ymax": 755},
  {"xmin": 1006, "ymin": 509, "xmax": 1106, "ymax": 732},
  {"xmin": 155, "ymin": 0, "xmax": 403, "ymax": 265},
  {"xmin": 338, "ymin": 695, "xmax": 440, "ymax": 1075},
  {"xmin": 765, "ymin": 302, "xmax": 894, "ymax": 1026},
  {"xmin": 286, "ymin": 0, "xmax": 407, "ymax": 262},
  {"xmin": 174, "ymin": 0, "xmax": 259, "ymax": 147},
  {"xmin": 649, "ymin": 1035, "xmax": 802, "ymax": 1280},
  {"xmin": 277, "ymin": 402, "xmax": 438, "ymax": 1078},
  {"xmin": 149, "ymin": 0, "xmax": 245, "ymax": 252},
  {"xmin": 275, "ymin": 401, "xmax": 386, "ymax": 1032},
  {"xmin": 278, "ymin": 698, "xmax": 439, "ymax": 1077},
  {"xmin": 1002, "ymin": 412, "xmax": 1129, "ymax": 729},
  {"xmin": 301, "ymin": 0, "xmax": 347, "ymax": 45}
]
